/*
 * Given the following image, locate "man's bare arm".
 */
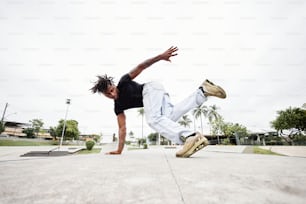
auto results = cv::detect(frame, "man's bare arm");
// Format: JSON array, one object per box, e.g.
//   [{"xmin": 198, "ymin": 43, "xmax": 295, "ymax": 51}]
[
  {"xmin": 129, "ymin": 46, "xmax": 178, "ymax": 80},
  {"xmin": 106, "ymin": 113, "xmax": 126, "ymax": 154}
]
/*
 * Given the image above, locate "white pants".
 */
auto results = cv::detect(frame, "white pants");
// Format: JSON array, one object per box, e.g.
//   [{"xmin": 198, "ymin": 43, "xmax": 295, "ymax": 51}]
[{"xmin": 142, "ymin": 82, "xmax": 207, "ymax": 144}]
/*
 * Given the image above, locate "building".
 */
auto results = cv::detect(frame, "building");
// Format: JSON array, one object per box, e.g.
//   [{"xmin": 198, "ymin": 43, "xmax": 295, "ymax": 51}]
[
  {"xmin": 2, "ymin": 121, "xmax": 29, "ymax": 137},
  {"xmin": 1, "ymin": 121, "xmax": 52, "ymax": 139}
]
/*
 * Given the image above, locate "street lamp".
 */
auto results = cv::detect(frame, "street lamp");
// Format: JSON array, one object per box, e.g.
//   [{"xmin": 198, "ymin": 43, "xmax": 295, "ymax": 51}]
[{"xmin": 59, "ymin": 99, "xmax": 71, "ymax": 149}]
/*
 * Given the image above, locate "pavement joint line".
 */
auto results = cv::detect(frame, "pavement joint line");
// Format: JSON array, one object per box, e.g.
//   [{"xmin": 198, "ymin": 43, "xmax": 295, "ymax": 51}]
[{"xmin": 163, "ymin": 149, "xmax": 185, "ymax": 204}]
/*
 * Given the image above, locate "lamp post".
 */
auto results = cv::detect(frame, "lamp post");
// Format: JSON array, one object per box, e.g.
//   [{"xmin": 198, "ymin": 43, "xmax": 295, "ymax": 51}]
[{"xmin": 59, "ymin": 99, "xmax": 71, "ymax": 149}]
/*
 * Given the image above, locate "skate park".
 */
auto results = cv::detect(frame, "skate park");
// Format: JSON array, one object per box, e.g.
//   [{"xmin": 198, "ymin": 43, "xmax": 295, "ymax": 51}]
[{"xmin": 1, "ymin": 0, "xmax": 306, "ymax": 203}]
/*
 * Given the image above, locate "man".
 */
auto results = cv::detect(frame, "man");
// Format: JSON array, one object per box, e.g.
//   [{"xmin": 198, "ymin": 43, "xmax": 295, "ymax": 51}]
[{"xmin": 91, "ymin": 46, "xmax": 226, "ymax": 157}]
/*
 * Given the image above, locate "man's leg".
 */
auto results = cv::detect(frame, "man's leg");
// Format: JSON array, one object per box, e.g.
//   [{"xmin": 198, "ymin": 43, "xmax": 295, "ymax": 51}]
[
  {"xmin": 169, "ymin": 79, "xmax": 226, "ymax": 157},
  {"xmin": 167, "ymin": 79, "xmax": 226, "ymax": 122},
  {"xmin": 168, "ymin": 89, "xmax": 207, "ymax": 122},
  {"xmin": 142, "ymin": 82, "xmax": 194, "ymax": 145},
  {"xmin": 143, "ymin": 80, "xmax": 226, "ymax": 157}
]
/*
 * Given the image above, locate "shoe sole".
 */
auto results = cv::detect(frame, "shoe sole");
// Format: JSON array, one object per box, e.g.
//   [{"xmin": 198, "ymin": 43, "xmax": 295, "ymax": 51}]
[
  {"xmin": 203, "ymin": 80, "xmax": 226, "ymax": 99},
  {"xmin": 178, "ymin": 137, "xmax": 208, "ymax": 158}
]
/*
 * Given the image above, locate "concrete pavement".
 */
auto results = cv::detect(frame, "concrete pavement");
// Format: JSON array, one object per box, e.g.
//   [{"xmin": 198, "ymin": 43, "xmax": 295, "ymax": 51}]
[{"xmin": 1, "ymin": 145, "xmax": 306, "ymax": 204}]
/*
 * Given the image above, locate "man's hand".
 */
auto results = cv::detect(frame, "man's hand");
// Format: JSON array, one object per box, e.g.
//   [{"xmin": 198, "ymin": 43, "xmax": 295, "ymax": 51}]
[
  {"xmin": 160, "ymin": 46, "xmax": 178, "ymax": 62},
  {"xmin": 129, "ymin": 46, "xmax": 178, "ymax": 79},
  {"xmin": 106, "ymin": 150, "xmax": 122, "ymax": 155}
]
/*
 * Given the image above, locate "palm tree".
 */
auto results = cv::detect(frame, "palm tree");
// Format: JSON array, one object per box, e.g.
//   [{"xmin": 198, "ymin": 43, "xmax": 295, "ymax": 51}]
[
  {"xmin": 210, "ymin": 116, "xmax": 224, "ymax": 144},
  {"xmin": 178, "ymin": 115, "xmax": 192, "ymax": 128},
  {"xmin": 192, "ymin": 105, "xmax": 208, "ymax": 133},
  {"xmin": 137, "ymin": 108, "xmax": 144, "ymax": 139},
  {"xmin": 207, "ymin": 105, "xmax": 221, "ymax": 144},
  {"xmin": 207, "ymin": 105, "xmax": 221, "ymax": 128}
]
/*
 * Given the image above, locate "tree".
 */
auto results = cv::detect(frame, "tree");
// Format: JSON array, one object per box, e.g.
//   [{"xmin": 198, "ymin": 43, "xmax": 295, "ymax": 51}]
[
  {"xmin": 0, "ymin": 121, "xmax": 4, "ymax": 134},
  {"xmin": 49, "ymin": 126, "xmax": 57, "ymax": 140},
  {"xmin": 211, "ymin": 116, "xmax": 225, "ymax": 144},
  {"xmin": 147, "ymin": 132, "xmax": 170, "ymax": 145},
  {"xmin": 148, "ymin": 132, "xmax": 159, "ymax": 143},
  {"xmin": 220, "ymin": 122, "xmax": 248, "ymax": 137},
  {"xmin": 271, "ymin": 107, "xmax": 306, "ymax": 144},
  {"xmin": 206, "ymin": 105, "xmax": 221, "ymax": 134},
  {"xmin": 30, "ymin": 119, "xmax": 44, "ymax": 138},
  {"xmin": 220, "ymin": 122, "xmax": 248, "ymax": 144},
  {"xmin": 193, "ymin": 105, "xmax": 208, "ymax": 133},
  {"xmin": 55, "ymin": 119, "xmax": 80, "ymax": 141},
  {"xmin": 87, "ymin": 134, "xmax": 101, "ymax": 143},
  {"xmin": 137, "ymin": 138, "xmax": 146, "ymax": 147},
  {"xmin": 22, "ymin": 128, "xmax": 35, "ymax": 138},
  {"xmin": 178, "ymin": 114, "xmax": 192, "ymax": 128},
  {"xmin": 138, "ymin": 108, "xmax": 145, "ymax": 139}
]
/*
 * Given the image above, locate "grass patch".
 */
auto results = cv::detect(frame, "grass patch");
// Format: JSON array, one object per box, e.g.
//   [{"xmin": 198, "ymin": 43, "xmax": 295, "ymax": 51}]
[
  {"xmin": 253, "ymin": 147, "xmax": 283, "ymax": 156},
  {"xmin": 77, "ymin": 148, "xmax": 101, "ymax": 154},
  {"xmin": 0, "ymin": 139, "xmax": 57, "ymax": 146}
]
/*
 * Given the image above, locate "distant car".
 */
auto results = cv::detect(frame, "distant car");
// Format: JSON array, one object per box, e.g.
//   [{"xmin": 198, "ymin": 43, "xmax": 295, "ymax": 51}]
[{"xmin": 0, "ymin": 134, "xmax": 9, "ymax": 138}]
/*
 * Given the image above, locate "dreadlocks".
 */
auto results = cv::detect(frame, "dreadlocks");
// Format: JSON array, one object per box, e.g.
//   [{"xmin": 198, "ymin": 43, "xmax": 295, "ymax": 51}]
[{"xmin": 90, "ymin": 74, "xmax": 114, "ymax": 94}]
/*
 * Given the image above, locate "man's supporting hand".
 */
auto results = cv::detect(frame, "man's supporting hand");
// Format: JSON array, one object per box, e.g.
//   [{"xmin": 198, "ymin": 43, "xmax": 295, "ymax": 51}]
[{"xmin": 106, "ymin": 150, "xmax": 122, "ymax": 155}]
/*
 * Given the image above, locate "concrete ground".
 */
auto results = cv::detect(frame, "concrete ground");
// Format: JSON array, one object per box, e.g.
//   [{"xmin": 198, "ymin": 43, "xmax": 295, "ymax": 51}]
[{"xmin": 0, "ymin": 145, "xmax": 306, "ymax": 204}]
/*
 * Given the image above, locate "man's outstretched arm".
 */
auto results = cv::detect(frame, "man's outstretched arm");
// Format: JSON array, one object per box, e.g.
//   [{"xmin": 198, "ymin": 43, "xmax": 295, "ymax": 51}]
[{"xmin": 129, "ymin": 46, "xmax": 178, "ymax": 80}]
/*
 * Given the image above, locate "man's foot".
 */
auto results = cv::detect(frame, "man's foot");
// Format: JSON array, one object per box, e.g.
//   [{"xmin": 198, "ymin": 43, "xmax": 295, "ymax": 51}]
[
  {"xmin": 201, "ymin": 79, "xmax": 226, "ymax": 99},
  {"xmin": 176, "ymin": 132, "xmax": 209, "ymax": 158}
]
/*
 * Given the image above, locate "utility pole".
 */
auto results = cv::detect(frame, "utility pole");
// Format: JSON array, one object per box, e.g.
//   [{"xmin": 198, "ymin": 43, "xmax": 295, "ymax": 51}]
[{"xmin": 1, "ymin": 103, "xmax": 8, "ymax": 123}]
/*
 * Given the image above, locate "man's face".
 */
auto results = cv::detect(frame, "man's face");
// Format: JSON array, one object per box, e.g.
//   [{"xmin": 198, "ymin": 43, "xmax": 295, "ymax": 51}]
[{"xmin": 103, "ymin": 84, "xmax": 118, "ymax": 100}]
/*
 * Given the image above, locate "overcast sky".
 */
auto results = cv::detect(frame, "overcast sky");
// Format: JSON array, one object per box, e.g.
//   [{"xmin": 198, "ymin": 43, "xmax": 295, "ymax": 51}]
[{"xmin": 0, "ymin": 0, "xmax": 305, "ymax": 140}]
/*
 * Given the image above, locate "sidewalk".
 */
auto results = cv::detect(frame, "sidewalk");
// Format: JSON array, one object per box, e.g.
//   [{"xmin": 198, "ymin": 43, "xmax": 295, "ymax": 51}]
[
  {"xmin": 257, "ymin": 146, "xmax": 306, "ymax": 157},
  {"xmin": 1, "ymin": 145, "xmax": 306, "ymax": 204}
]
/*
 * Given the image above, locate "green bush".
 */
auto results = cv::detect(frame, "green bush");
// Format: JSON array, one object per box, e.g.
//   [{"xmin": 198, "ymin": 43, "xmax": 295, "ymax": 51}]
[
  {"xmin": 86, "ymin": 140, "xmax": 95, "ymax": 150},
  {"xmin": 143, "ymin": 143, "xmax": 148, "ymax": 149},
  {"xmin": 138, "ymin": 138, "xmax": 146, "ymax": 146},
  {"xmin": 221, "ymin": 138, "xmax": 231, "ymax": 145},
  {"xmin": 292, "ymin": 134, "xmax": 306, "ymax": 145}
]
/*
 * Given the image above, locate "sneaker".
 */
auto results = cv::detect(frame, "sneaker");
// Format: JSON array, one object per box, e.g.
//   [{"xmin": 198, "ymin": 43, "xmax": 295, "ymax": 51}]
[
  {"xmin": 201, "ymin": 79, "xmax": 226, "ymax": 99},
  {"xmin": 176, "ymin": 132, "xmax": 209, "ymax": 158}
]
